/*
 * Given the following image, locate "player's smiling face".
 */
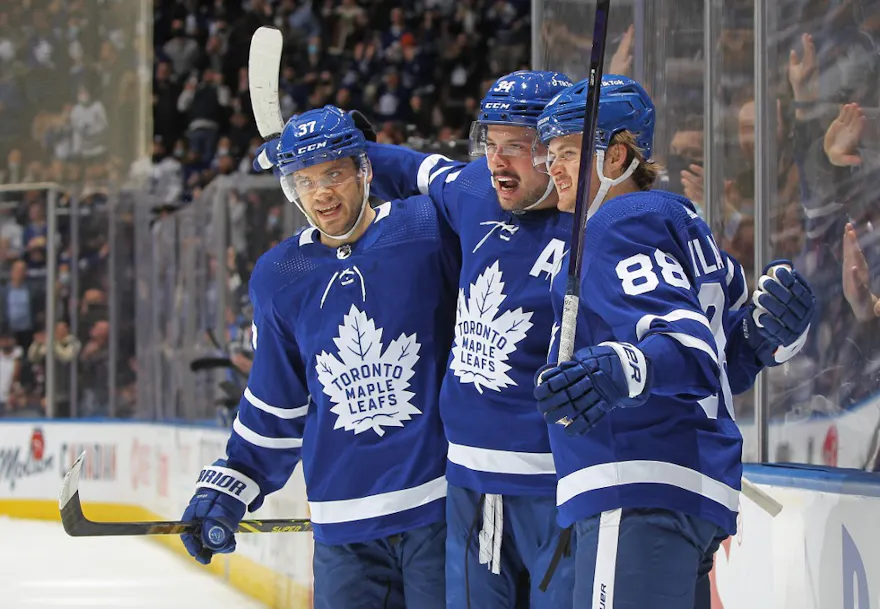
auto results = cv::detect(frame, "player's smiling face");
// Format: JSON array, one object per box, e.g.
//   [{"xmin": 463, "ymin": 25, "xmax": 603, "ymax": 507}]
[
  {"xmin": 290, "ymin": 157, "xmax": 370, "ymax": 237},
  {"xmin": 485, "ymin": 125, "xmax": 556, "ymax": 211},
  {"xmin": 547, "ymin": 134, "xmax": 584, "ymax": 213}
]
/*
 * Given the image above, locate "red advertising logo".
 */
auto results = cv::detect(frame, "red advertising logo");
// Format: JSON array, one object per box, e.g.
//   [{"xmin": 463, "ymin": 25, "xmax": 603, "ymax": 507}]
[
  {"xmin": 823, "ymin": 424, "xmax": 839, "ymax": 467},
  {"xmin": 130, "ymin": 440, "xmax": 152, "ymax": 491},
  {"xmin": 31, "ymin": 429, "xmax": 44, "ymax": 461}
]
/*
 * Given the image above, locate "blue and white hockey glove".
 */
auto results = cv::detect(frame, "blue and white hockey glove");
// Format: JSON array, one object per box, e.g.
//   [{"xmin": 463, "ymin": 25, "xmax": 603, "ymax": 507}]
[
  {"xmin": 180, "ymin": 459, "xmax": 263, "ymax": 565},
  {"xmin": 534, "ymin": 342, "xmax": 653, "ymax": 436},
  {"xmin": 253, "ymin": 139, "xmax": 281, "ymax": 173},
  {"xmin": 744, "ymin": 260, "xmax": 816, "ymax": 366}
]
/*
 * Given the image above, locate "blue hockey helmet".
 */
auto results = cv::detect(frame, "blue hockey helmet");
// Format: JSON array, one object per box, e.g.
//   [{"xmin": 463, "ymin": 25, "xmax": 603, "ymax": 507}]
[
  {"xmin": 470, "ymin": 70, "xmax": 574, "ymax": 158},
  {"xmin": 276, "ymin": 105, "xmax": 372, "ymax": 241},
  {"xmin": 479, "ymin": 70, "xmax": 575, "ymax": 127},
  {"xmin": 276, "ymin": 105, "xmax": 368, "ymax": 176},
  {"xmin": 536, "ymin": 75, "xmax": 655, "ymax": 159}
]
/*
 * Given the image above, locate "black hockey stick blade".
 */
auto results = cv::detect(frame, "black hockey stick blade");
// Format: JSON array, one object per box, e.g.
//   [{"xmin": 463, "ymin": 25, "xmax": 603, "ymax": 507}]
[
  {"xmin": 190, "ymin": 357, "xmax": 237, "ymax": 372},
  {"xmin": 59, "ymin": 452, "xmax": 312, "ymax": 537}
]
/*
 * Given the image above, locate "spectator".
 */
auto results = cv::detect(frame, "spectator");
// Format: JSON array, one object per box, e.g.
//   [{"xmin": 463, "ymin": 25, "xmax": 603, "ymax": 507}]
[
  {"xmin": 27, "ymin": 321, "xmax": 79, "ymax": 418},
  {"xmin": 0, "ymin": 259, "xmax": 43, "ymax": 349},
  {"xmin": 177, "ymin": 68, "xmax": 230, "ymax": 164},
  {"xmin": 0, "ymin": 326, "xmax": 22, "ymax": 417},
  {"xmin": 79, "ymin": 319, "xmax": 110, "ymax": 416},
  {"xmin": 162, "ymin": 18, "xmax": 202, "ymax": 79},
  {"xmin": 70, "ymin": 84, "xmax": 109, "ymax": 162}
]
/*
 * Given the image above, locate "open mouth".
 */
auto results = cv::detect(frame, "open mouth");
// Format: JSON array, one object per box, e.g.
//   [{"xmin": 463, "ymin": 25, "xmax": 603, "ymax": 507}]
[
  {"xmin": 315, "ymin": 202, "xmax": 342, "ymax": 217},
  {"xmin": 554, "ymin": 177, "xmax": 572, "ymax": 193},
  {"xmin": 494, "ymin": 175, "xmax": 520, "ymax": 195}
]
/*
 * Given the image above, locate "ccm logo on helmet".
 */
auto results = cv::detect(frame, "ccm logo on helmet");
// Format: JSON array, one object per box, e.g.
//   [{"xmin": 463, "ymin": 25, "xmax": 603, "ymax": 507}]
[
  {"xmin": 297, "ymin": 141, "xmax": 328, "ymax": 154},
  {"xmin": 484, "ymin": 102, "xmax": 511, "ymax": 110}
]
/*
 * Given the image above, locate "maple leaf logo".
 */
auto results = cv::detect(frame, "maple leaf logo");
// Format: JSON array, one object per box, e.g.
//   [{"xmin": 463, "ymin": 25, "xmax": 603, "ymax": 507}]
[
  {"xmin": 450, "ymin": 261, "xmax": 533, "ymax": 393},
  {"xmin": 316, "ymin": 305, "xmax": 422, "ymax": 437}
]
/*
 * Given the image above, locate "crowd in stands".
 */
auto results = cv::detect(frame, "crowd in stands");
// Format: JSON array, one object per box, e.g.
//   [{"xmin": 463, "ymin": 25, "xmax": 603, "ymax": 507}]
[
  {"xmin": 149, "ymin": 0, "xmax": 530, "ymax": 205},
  {"xmin": 2, "ymin": 0, "xmax": 880, "ymax": 474}
]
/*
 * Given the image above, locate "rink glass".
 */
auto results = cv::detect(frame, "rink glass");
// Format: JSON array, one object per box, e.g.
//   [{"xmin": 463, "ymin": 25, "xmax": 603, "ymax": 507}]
[{"xmin": 533, "ymin": 0, "xmax": 880, "ymax": 475}]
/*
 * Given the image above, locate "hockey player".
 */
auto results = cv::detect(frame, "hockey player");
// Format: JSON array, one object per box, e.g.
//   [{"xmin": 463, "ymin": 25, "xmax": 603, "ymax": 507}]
[
  {"xmin": 255, "ymin": 71, "xmax": 580, "ymax": 608},
  {"xmin": 532, "ymin": 76, "xmax": 816, "ymax": 608},
  {"xmin": 180, "ymin": 106, "xmax": 460, "ymax": 609},
  {"xmin": 253, "ymin": 71, "xmax": 804, "ymax": 608}
]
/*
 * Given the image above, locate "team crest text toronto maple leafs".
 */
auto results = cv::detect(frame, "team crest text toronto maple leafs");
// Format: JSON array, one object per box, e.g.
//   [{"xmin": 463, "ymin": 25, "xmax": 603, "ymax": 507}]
[
  {"xmin": 451, "ymin": 262, "xmax": 533, "ymax": 393},
  {"xmin": 316, "ymin": 305, "xmax": 422, "ymax": 437}
]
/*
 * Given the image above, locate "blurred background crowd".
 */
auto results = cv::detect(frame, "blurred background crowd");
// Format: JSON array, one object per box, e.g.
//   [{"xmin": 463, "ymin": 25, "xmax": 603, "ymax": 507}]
[{"xmin": 0, "ymin": 0, "xmax": 879, "ymax": 471}]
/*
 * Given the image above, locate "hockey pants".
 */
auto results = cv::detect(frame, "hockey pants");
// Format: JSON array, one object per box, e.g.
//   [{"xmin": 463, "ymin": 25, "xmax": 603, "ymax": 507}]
[
  {"xmin": 573, "ymin": 507, "xmax": 728, "ymax": 609},
  {"xmin": 312, "ymin": 520, "xmax": 445, "ymax": 609},
  {"xmin": 446, "ymin": 484, "xmax": 575, "ymax": 609}
]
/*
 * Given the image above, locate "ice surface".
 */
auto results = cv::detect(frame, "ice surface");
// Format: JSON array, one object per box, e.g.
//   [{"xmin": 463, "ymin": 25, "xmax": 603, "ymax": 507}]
[{"xmin": 0, "ymin": 517, "xmax": 265, "ymax": 608}]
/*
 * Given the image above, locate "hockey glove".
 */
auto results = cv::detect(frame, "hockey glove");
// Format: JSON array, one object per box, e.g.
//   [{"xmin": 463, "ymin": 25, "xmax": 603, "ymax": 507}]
[
  {"xmin": 534, "ymin": 342, "xmax": 653, "ymax": 436},
  {"xmin": 253, "ymin": 138, "xmax": 281, "ymax": 174},
  {"xmin": 180, "ymin": 460, "xmax": 263, "ymax": 565},
  {"xmin": 744, "ymin": 260, "xmax": 816, "ymax": 366}
]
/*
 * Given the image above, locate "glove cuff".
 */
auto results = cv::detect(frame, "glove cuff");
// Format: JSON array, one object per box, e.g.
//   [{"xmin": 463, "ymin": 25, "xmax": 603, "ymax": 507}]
[
  {"xmin": 598, "ymin": 341, "xmax": 650, "ymax": 398},
  {"xmin": 196, "ymin": 465, "xmax": 261, "ymax": 508}
]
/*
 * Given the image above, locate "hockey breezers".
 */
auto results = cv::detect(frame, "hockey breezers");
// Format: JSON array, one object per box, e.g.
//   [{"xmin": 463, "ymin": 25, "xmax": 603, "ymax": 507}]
[{"xmin": 59, "ymin": 452, "xmax": 312, "ymax": 536}]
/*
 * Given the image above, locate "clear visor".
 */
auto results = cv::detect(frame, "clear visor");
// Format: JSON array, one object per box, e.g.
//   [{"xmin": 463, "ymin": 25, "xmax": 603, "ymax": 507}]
[
  {"xmin": 280, "ymin": 154, "xmax": 366, "ymax": 203},
  {"xmin": 533, "ymin": 128, "xmax": 584, "ymax": 174},
  {"xmin": 468, "ymin": 122, "xmax": 538, "ymax": 158}
]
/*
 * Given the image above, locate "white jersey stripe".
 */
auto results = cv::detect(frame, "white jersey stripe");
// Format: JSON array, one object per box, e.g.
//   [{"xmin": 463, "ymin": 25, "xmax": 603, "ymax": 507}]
[
  {"xmin": 592, "ymin": 508, "xmax": 622, "ymax": 609},
  {"xmin": 309, "ymin": 476, "xmax": 447, "ymax": 524},
  {"xmin": 417, "ymin": 154, "xmax": 451, "ymax": 195},
  {"xmin": 635, "ymin": 309, "xmax": 711, "ymax": 340},
  {"xmin": 557, "ymin": 460, "xmax": 740, "ymax": 512},
  {"xmin": 448, "ymin": 442, "xmax": 557, "ymax": 476},
  {"xmin": 656, "ymin": 332, "xmax": 719, "ymax": 365},
  {"xmin": 245, "ymin": 387, "xmax": 309, "ymax": 419},
  {"xmin": 233, "ymin": 417, "xmax": 303, "ymax": 449}
]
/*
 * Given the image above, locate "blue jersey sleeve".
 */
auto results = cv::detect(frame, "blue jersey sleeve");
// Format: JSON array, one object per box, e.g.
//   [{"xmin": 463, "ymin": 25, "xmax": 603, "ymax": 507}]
[
  {"xmin": 720, "ymin": 253, "xmax": 764, "ymax": 394},
  {"xmin": 581, "ymin": 205, "xmax": 722, "ymax": 400},
  {"xmin": 365, "ymin": 142, "xmax": 466, "ymax": 231},
  {"xmin": 225, "ymin": 259, "xmax": 309, "ymax": 496}
]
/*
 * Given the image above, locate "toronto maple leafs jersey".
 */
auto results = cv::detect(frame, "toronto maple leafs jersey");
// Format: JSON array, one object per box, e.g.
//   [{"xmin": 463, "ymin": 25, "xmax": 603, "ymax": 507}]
[
  {"xmin": 224, "ymin": 197, "xmax": 460, "ymax": 546},
  {"xmin": 547, "ymin": 190, "xmax": 752, "ymax": 535},
  {"xmin": 367, "ymin": 142, "xmax": 572, "ymax": 496}
]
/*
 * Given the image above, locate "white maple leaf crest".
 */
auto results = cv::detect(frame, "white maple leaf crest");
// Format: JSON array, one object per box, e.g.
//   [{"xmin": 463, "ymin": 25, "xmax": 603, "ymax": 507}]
[
  {"xmin": 316, "ymin": 305, "xmax": 422, "ymax": 437},
  {"xmin": 450, "ymin": 261, "xmax": 533, "ymax": 393}
]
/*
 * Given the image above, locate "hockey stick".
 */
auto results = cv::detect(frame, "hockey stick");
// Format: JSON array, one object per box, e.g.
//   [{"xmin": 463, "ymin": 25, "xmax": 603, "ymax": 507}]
[
  {"xmin": 557, "ymin": 0, "xmax": 611, "ymax": 364},
  {"xmin": 740, "ymin": 478, "xmax": 782, "ymax": 517},
  {"xmin": 548, "ymin": 2, "xmax": 783, "ymax": 519},
  {"xmin": 59, "ymin": 452, "xmax": 312, "ymax": 537},
  {"xmin": 190, "ymin": 356, "xmax": 237, "ymax": 372},
  {"xmin": 250, "ymin": 26, "xmax": 285, "ymax": 168}
]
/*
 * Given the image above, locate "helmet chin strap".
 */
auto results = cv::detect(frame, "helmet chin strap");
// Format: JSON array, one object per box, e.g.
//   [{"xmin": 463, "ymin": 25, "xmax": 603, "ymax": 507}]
[
  {"xmin": 522, "ymin": 178, "xmax": 556, "ymax": 211},
  {"xmin": 587, "ymin": 149, "xmax": 640, "ymax": 219}
]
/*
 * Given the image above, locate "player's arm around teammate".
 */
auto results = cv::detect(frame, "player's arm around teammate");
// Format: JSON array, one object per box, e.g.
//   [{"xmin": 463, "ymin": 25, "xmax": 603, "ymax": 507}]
[
  {"xmin": 181, "ymin": 106, "xmax": 460, "ymax": 609},
  {"xmin": 531, "ymin": 77, "xmax": 815, "ymax": 609}
]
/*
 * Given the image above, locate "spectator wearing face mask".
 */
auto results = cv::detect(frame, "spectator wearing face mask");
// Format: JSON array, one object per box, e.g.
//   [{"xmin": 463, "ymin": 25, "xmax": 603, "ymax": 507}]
[{"xmin": 70, "ymin": 84, "xmax": 108, "ymax": 161}]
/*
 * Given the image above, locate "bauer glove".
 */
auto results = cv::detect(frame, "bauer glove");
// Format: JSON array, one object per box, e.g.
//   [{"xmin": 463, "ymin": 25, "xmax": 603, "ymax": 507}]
[{"xmin": 534, "ymin": 342, "xmax": 653, "ymax": 436}]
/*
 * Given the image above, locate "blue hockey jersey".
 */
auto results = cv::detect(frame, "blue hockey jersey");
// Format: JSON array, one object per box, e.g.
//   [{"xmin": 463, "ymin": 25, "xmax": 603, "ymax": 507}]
[
  {"xmin": 367, "ymin": 143, "xmax": 573, "ymax": 496},
  {"xmin": 224, "ymin": 197, "xmax": 460, "ymax": 545},
  {"xmin": 546, "ymin": 190, "xmax": 751, "ymax": 534}
]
